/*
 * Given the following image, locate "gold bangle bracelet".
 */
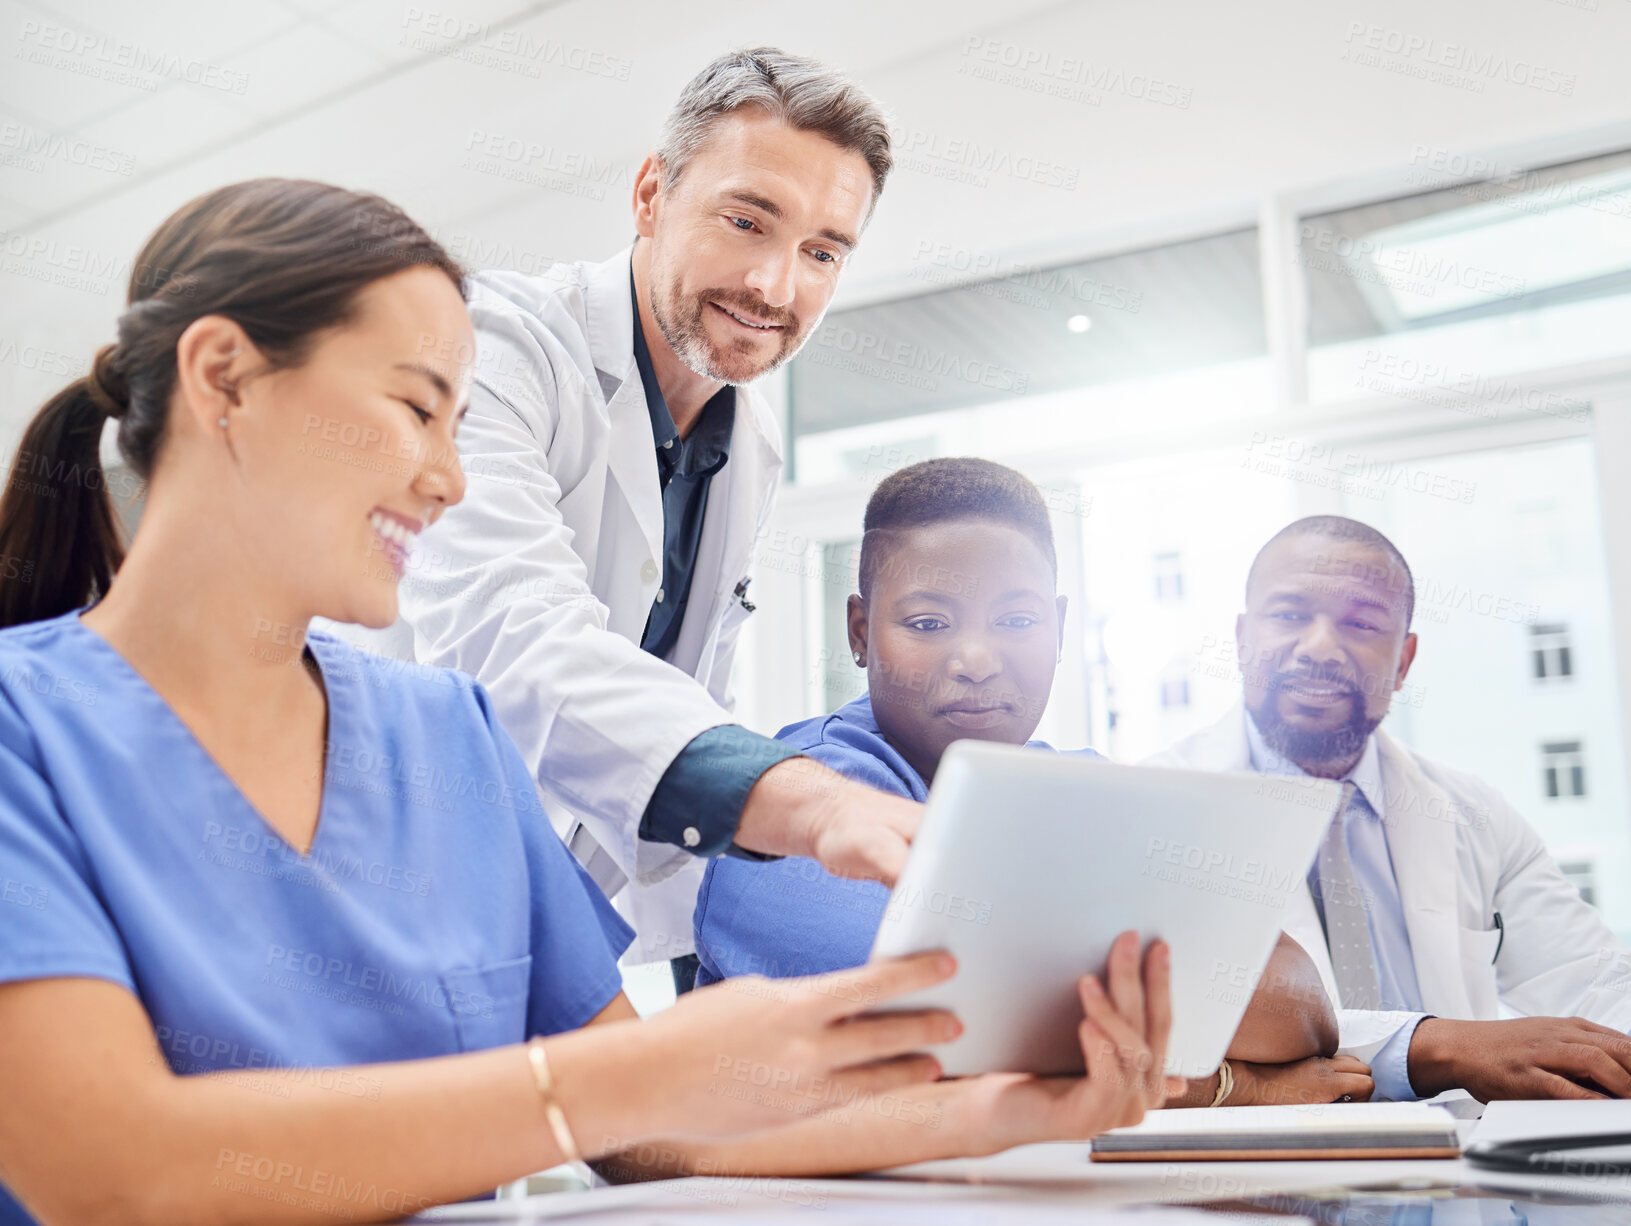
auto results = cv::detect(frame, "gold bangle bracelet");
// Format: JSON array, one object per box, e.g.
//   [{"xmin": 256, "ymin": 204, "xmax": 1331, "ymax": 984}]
[
  {"xmin": 1209, "ymin": 1059, "xmax": 1234, "ymax": 1108},
  {"xmin": 526, "ymin": 1038, "xmax": 594, "ymax": 1187}
]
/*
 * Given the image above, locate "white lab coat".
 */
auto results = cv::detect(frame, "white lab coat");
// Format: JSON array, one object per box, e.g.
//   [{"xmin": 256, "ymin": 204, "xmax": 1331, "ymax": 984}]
[
  {"xmin": 324, "ymin": 248, "xmax": 782, "ymax": 962},
  {"xmin": 1146, "ymin": 703, "xmax": 1631, "ymax": 1063}
]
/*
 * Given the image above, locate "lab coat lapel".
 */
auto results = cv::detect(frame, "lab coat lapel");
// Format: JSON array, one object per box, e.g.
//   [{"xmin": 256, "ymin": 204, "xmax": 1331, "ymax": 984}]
[
  {"xmin": 584, "ymin": 248, "xmax": 663, "ymax": 581},
  {"xmin": 1173, "ymin": 702, "xmax": 1254, "ymax": 772},
  {"xmin": 1284, "ymin": 884, "xmax": 1342, "ymax": 1008},
  {"xmin": 1221, "ymin": 704, "xmax": 1345, "ymax": 1000},
  {"xmin": 1375, "ymin": 729, "xmax": 1473, "ymax": 1017}
]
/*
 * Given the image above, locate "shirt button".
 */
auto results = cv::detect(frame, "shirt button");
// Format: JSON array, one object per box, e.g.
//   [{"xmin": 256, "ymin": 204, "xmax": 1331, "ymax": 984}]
[
  {"xmin": 655, "ymin": 588, "xmax": 665, "ymax": 603},
  {"xmin": 641, "ymin": 559, "xmax": 659, "ymax": 583},
  {"xmin": 663, "ymin": 439, "xmax": 674, "ymax": 449},
  {"xmin": 683, "ymin": 826, "xmax": 701, "ymax": 848}
]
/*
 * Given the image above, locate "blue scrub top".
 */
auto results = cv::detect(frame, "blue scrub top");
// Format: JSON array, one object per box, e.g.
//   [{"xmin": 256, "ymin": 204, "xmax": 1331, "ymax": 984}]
[
  {"xmin": 691, "ymin": 694, "xmax": 1101, "ymax": 987},
  {"xmin": 0, "ymin": 608, "xmax": 633, "ymax": 1224}
]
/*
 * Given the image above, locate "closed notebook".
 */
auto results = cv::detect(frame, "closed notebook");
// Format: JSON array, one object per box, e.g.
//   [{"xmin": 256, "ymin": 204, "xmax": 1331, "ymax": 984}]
[{"xmin": 1090, "ymin": 1103, "xmax": 1461, "ymax": 1162}]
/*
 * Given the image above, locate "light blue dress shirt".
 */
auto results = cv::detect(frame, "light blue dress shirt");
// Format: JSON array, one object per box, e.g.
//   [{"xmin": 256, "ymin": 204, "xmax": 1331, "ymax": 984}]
[
  {"xmin": 1245, "ymin": 712, "xmax": 1429, "ymax": 1100},
  {"xmin": 692, "ymin": 694, "xmax": 1101, "ymax": 987}
]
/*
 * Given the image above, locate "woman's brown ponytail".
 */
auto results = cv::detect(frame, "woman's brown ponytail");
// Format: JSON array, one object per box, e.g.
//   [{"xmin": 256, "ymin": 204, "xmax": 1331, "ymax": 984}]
[
  {"xmin": 0, "ymin": 179, "xmax": 464, "ymax": 629},
  {"xmin": 0, "ymin": 345, "xmax": 129, "ymax": 627}
]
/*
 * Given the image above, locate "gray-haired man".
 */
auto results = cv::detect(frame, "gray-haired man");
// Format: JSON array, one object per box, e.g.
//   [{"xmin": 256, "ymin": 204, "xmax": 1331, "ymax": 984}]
[{"xmin": 333, "ymin": 48, "xmax": 913, "ymax": 989}]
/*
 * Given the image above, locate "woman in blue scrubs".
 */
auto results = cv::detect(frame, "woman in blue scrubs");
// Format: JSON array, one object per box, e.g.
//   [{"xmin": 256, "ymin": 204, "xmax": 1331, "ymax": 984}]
[{"xmin": 0, "ymin": 180, "xmax": 1176, "ymax": 1225}]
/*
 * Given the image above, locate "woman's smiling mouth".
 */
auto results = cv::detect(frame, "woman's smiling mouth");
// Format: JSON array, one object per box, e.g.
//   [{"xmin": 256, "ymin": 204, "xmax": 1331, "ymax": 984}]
[{"xmin": 369, "ymin": 508, "xmax": 422, "ymax": 577}]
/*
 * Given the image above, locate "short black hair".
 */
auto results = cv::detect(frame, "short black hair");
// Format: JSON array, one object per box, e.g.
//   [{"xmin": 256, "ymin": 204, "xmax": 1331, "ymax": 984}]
[
  {"xmin": 857, "ymin": 457, "xmax": 1057, "ymax": 601},
  {"xmin": 1247, "ymin": 516, "xmax": 1415, "ymax": 627}
]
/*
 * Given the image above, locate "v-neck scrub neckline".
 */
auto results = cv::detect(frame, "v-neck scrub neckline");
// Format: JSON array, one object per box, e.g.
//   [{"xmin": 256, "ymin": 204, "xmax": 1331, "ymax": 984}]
[{"xmin": 69, "ymin": 612, "xmax": 340, "ymax": 862}]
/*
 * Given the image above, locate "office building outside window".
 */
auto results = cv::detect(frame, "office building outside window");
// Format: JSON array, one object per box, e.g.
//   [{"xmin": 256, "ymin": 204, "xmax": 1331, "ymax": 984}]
[
  {"xmin": 1542, "ymin": 740, "xmax": 1588, "ymax": 799},
  {"xmin": 1158, "ymin": 674, "xmax": 1191, "ymax": 710},
  {"xmin": 1531, "ymin": 623, "xmax": 1574, "ymax": 681},
  {"xmin": 1153, "ymin": 551, "xmax": 1186, "ymax": 602},
  {"xmin": 1557, "ymin": 859, "xmax": 1599, "ymax": 908}
]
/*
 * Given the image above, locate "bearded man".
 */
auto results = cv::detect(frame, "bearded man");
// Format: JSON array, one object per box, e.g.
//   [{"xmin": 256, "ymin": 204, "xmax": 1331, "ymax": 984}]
[
  {"xmin": 332, "ymin": 49, "xmax": 919, "ymax": 989},
  {"xmin": 1151, "ymin": 516, "xmax": 1631, "ymax": 1103}
]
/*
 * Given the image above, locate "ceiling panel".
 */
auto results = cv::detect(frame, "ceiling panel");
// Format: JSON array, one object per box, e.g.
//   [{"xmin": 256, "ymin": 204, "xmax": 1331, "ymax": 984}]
[
  {"xmin": 17, "ymin": 0, "xmax": 298, "ymax": 59},
  {"xmin": 3, "ymin": 30, "xmax": 161, "ymax": 130},
  {"xmin": 5, "ymin": 0, "xmax": 1631, "ymax": 445},
  {"xmin": 73, "ymin": 86, "xmax": 251, "ymax": 171},
  {"xmin": 218, "ymin": 20, "xmax": 392, "ymax": 117}
]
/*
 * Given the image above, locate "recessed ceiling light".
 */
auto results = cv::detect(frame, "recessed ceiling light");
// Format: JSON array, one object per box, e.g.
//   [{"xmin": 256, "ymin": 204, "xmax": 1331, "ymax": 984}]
[{"xmin": 1066, "ymin": 314, "xmax": 1092, "ymax": 333}]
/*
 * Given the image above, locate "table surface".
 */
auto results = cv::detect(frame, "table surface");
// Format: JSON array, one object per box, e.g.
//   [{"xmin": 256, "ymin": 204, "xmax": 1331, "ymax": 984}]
[{"xmin": 414, "ymin": 1131, "xmax": 1631, "ymax": 1223}]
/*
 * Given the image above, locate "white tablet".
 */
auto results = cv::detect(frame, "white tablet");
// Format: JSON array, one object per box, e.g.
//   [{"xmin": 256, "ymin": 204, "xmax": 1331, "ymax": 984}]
[{"xmin": 868, "ymin": 740, "xmax": 1342, "ymax": 1078}]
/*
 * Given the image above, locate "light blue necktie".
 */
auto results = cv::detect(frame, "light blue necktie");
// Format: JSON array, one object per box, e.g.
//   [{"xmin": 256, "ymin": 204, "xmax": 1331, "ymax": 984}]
[{"xmin": 1315, "ymin": 783, "xmax": 1384, "ymax": 1011}]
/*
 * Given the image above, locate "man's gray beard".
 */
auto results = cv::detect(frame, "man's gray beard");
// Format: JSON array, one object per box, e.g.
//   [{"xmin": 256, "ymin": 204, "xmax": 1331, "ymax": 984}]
[
  {"xmin": 1247, "ymin": 690, "xmax": 1382, "ymax": 772},
  {"xmin": 671, "ymin": 322, "xmax": 791, "ymax": 385},
  {"xmin": 649, "ymin": 272, "xmax": 805, "ymax": 386}
]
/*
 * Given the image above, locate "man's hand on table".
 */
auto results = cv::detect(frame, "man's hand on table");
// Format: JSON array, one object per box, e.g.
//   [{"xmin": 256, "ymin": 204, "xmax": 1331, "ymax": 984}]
[{"xmin": 1409, "ymin": 1016, "xmax": 1631, "ymax": 1101}]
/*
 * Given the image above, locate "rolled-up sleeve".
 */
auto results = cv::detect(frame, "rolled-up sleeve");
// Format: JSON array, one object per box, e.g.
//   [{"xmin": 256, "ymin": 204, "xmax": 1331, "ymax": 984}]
[{"xmin": 639, "ymin": 725, "xmax": 802, "ymax": 858}]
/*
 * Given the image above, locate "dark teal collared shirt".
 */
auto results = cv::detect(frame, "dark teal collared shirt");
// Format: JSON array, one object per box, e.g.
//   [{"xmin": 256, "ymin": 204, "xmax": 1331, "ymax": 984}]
[
  {"xmin": 629, "ymin": 271, "xmax": 798, "ymax": 857},
  {"xmin": 631, "ymin": 270, "xmax": 736, "ymax": 660}
]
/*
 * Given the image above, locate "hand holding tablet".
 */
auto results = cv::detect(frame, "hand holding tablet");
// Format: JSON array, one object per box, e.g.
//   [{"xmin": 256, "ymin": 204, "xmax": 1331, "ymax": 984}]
[{"xmin": 944, "ymin": 931, "xmax": 1184, "ymax": 1153}]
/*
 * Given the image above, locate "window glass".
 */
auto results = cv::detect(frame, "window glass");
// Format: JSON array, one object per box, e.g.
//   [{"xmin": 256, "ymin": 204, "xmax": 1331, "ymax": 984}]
[
  {"xmin": 1303, "ymin": 149, "xmax": 1631, "ymax": 408},
  {"xmin": 789, "ymin": 229, "xmax": 1269, "ymax": 483}
]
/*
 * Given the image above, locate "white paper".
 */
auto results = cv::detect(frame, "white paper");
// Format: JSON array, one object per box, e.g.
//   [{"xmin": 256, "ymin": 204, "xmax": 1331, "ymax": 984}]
[
  {"xmin": 1104, "ymin": 1101, "xmax": 1457, "ymax": 1138},
  {"xmin": 1474, "ymin": 1099, "xmax": 1631, "ymax": 1147}
]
